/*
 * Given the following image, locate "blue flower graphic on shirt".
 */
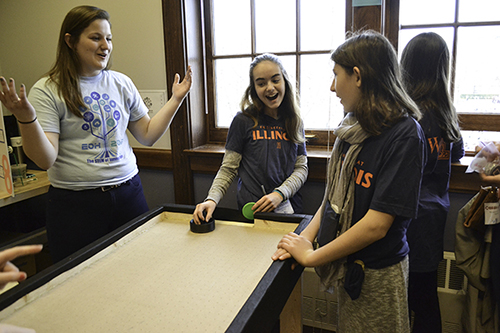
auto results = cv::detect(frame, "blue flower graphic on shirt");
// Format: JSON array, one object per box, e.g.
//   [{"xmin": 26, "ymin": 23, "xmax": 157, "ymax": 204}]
[{"xmin": 81, "ymin": 91, "xmax": 122, "ymax": 162}]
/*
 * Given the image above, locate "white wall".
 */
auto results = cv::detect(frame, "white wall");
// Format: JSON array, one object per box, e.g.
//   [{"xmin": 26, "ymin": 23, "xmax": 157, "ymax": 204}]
[{"xmin": 0, "ymin": 0, "xmax": 171, "ymax": 148}]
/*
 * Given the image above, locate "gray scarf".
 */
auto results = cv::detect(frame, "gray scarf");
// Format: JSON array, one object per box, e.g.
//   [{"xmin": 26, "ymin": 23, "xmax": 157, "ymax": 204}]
[{"xmin": 315, "ymin": 112, "xmax": 371, "ymax": 292}]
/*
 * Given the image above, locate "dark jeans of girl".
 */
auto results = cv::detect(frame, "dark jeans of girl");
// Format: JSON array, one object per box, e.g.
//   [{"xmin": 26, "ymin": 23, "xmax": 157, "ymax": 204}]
[
  {"xmin": 491, "ymin": 224, "xmax": 500, "ymax": 320},
  {"xmin": 45, "ymin": 174, "xmax": 149, "ymax": 263},
  {"xmin": 409, "ymin": 270, "xmax": 442, "ymax": 333}
]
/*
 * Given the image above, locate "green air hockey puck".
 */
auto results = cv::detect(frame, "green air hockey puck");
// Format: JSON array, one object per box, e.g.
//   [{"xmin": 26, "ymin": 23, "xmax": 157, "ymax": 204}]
[{"xmin": 242, "ymin": 202, "xmax": 255, "ymax": 220}]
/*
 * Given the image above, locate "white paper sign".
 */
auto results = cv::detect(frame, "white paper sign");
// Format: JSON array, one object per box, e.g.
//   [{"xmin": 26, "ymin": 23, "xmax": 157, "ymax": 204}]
[{"xmin": 484, "ymin": 201, "xmax": 500, "ymax": 225}]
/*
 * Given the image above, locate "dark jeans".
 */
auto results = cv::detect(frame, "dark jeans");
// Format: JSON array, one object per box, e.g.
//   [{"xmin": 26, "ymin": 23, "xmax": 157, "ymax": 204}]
[
  {"xmin": 46, "ymin": 174, "xmax": 149, "ymax": 263},
  {"xmin": 491, "ymin": 224, "xmax": 500, "ymax": 318},
  {"xmin": 408, "ymin": 270, "xmax": 442, "ymax": 333}
]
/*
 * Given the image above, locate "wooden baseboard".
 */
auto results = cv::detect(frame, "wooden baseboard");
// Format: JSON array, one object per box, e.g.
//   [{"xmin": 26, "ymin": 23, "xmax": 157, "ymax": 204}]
[{"xmin": 135, "ymin": 145, "xmax": 481, "ymax": 194}]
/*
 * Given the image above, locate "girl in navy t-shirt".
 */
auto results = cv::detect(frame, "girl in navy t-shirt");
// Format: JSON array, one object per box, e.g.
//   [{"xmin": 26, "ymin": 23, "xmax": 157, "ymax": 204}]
[
  {"xmin": 193, "ymin": 54, "xmax": 308, "ymax": 224},
  {"xmin": 273, "ymin": 31, "xmax": 425, "ymax": 333},
  {"xmin": 401, "ymin": 32, "xmax": 464, "ymax": 333}
]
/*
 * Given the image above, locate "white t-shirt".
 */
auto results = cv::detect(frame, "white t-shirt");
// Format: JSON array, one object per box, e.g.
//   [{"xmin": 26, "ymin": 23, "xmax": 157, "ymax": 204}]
[{"xmin": 28, "ymin": 70, "xmax": 148, "ymax": 190}]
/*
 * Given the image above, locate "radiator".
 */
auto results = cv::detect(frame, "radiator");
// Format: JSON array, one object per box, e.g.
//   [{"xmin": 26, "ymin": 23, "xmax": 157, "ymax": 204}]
[{"xmin": 437, "ymin": 251, "xmax": 467, "ymax": 333}]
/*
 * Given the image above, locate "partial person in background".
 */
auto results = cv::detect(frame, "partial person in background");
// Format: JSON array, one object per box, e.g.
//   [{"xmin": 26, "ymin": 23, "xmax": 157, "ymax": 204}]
[
  {"xmin": 401, "ymin": 32, "xmax": 464, "ymax": 333},
  {"xmin": 273, "ymin": 31, "xmax": 425, "ymax": 333},
  {"xmin": 0, "ymin": 245, "xmax": 42, "ymax": 333},
  {"xmin": 0, "ymin": 245, "xmax": 42, "ymax": 290},
  {"xmin": 0, "ymin": 5, "xmax": 192, "ymax": 262},
  {"xmin": 477, "ymin": 141, "xmax": 500, "ymax": 327},
  {"xmin": 193, "ymin": 53, "xmax": 307, "ymax": 224}
]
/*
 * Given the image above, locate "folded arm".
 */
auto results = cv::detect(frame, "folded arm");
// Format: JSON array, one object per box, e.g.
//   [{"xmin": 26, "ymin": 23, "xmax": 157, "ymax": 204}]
[{"xmin": 274, "ymin": 209, "xmax": 395, "ymax": 268}]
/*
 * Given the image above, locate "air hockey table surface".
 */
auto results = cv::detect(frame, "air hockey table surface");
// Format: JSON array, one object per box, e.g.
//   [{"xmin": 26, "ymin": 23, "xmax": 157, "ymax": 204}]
[{"xmin": 0, "ymin": 204, "xmax": 310, "ymax": 332}]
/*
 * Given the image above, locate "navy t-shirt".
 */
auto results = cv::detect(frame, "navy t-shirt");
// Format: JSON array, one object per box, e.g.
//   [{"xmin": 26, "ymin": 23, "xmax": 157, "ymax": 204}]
[
  {"xmin": 225, "ymin": 112, "xmax": 306, "ymax": 212},
  {"xmin": 343, "ymin": 116, "xmax": 425, "ymax": 269},
  {"xmin": 407, "ymin": 111, "xmax": 464, "ymax": 272}
]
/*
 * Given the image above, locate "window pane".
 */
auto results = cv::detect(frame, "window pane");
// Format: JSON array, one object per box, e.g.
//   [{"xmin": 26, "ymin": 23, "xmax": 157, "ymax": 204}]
[
  {"xmin": 400, "ymin": 0, "xmax": 455, "ymax": 25},
  {"xmin": 461, "ymin": 131, "xmax": 500, "ymax": 152},
  {"xmin": 215, "ymin": 58, "xmax": 252, "ymax": 127},
  {"xmin": 300, "ymin": 54, "xmax": 343, "ymax": 130},
  {"xmin": 255, "ymin": 0, "xmax": 296, "ymax": 53},
  {"xmin": 301, "ymin": 0, "xmax": 346, "ymax": 51},
  {"xmin": 279, "ymin": 55, "xmax": 297, "ymax": 91},
  {"xmin": 455, "ymin": 26, "xmax": 500, "ymax": 114},
  {"xmin": 213, "ymin": 0, "xmax": 251, "ymax": 55},
  {"xmin": 459, "ymin": 0, "xmax": 500, "ymax": 23},
  {"xmin": 398, "ymin": 27, "xmax": 454, "ymax": 59}
]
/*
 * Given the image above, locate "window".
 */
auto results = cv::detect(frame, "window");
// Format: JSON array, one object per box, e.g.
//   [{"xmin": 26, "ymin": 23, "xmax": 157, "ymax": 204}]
[
  {"xmin": 205, "ymin": 1, "xmax": 499, "ymax": 151},
  {"xmin": 206, "ymin": 0, "xmax": 346, "ymax": 146},
  {"xmin": 399, "ymin": 0, "xmax": 500, "ymax": 152}
]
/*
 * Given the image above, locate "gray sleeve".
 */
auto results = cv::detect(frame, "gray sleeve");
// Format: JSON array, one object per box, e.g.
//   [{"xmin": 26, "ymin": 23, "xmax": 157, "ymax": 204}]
[
  {"xmin": 275, "ymin": 154, "xmax": 308, "ymax": 200},
  {"xmin": 205, "ymin": 150, "xmax": 242, "ymax": 204}
]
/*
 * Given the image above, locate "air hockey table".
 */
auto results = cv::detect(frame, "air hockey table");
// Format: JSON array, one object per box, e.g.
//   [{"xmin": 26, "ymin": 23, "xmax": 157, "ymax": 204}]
[{"xmin": 0, "ymin": 204, "xmax": 311, "ymax": 332}]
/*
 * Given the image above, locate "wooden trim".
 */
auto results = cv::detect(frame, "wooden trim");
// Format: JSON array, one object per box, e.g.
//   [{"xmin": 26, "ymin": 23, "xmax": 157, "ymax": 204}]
[
  {"xmin": 181, "ymin": 144, "xmax": 481, "ymax": 193},
  {"xmin": 184, "ymin": 144, "xmax": 330, "ymax": 182},
  {"xmin": 384, "ymin": 0, "xmax": 400, "ymax": 49},
  {"xmin": 136, "ymin": 144, "xmax": 480, "ymax": 194},
  {"xmin": 307, "ymin": 151, "xmax": 329, "ymax": 182},
  {"xmin": 449, "ymin": 157, "xmax": 483, "ymax": 193},
  {"xmin": 134, "ymin": 148, "xmax": 173, "ymax": 170},
  {"xmin": 162, "ymin": 0, "xmax": 195, "ymax": 204},
  {"xmin": 186, "ymin": 0, "xmax": 209, "ymax": 149},
  {"xmin": 351, "ymin": 5, "xmax": 382, "ymax": 32},
  {"xmin": 346, "ymin": 0, "xmax": 353, "ymax": 32},
  {"xmin": 458, "ymin": 113, "xmax": 500, "ymax": 132},
  {"xmin": 184, "ymin": 144, "xmax": 225, "ymax": 174},
  {"xmin": 204, "ymin": 0, "xmax": 219, "ymax": 144}
]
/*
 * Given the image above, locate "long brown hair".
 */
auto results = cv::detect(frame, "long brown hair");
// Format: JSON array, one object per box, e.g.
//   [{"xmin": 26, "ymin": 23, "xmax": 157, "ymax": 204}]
[
  {"xmin": 46, "ymin": 6, "xmax": 111, "ymax": 117},
  {"xmin": 332, "ymin": 31, "xmax": 421, "ymax": 135},
  {"xmin": 401, "ymin": 32, "xmax": 461, "ymax": 143},
  {"xmin": 240, "ymin": 53, "xmax": 305, "ymax": 144}
]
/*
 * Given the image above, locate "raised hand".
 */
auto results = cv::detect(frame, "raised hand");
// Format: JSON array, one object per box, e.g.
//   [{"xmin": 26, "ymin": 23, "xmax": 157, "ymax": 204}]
[
  {"xmin": 171, "ymin": 66, "xmax": 193, "ymax": 103},
  {"xmin": 0, "ymin": 77, "xmax": 37, "ymax": 123}
]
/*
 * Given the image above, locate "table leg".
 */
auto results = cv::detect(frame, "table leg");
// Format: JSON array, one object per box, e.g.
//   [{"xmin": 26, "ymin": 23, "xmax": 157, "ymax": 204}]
[{"xmin": 280, "ymin": 275, "xmax": 303, "ymax": 333}]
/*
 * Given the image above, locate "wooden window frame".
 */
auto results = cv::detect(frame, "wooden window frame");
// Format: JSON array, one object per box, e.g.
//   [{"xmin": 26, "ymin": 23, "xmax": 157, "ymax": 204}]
[
  {"xmin": 135, "ymin": 0, "xmax": 486, "ymax": 206},
  {"xmin": 203, "ymin": 0, "xmax": 500, "ymax": 148},
  {"xmin": 398, "ymin": 0, "xmax": 500, "ymax": 151},
  {"xmin": 202, "ymin": 0, "xmax": 348, "ymax": 148}
]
